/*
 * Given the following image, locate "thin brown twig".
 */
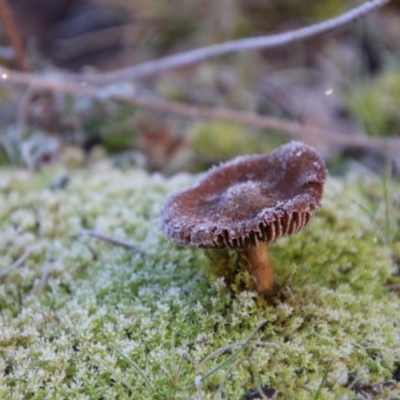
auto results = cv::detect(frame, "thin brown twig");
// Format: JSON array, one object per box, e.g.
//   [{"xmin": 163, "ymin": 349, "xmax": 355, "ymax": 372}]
[
  {"xmin": 82, "ymin": 229, "xmax": 143, "ymax": 253},
  {"xmin": 35, "ymin": 249, "xmax": 53, "ymax": 293},
  {"xmin": 0, "ymin": 0, "xmax": 29, "ymax": 71},
  {"xmin": 111, "ymin": 95, "xmax": 400, "ymax": 152},
  {"xmin": 0, "ymin": 247, "xmax": 32, "ymax": 277},
  {"xmin": 0, "ymin": 66, "xmax": 91, "ymax": 96},
  {"xmin": 0, "ymin": 66, "xmax": 399, "ymax": 156},
  {"xmin": 54, "ymin": 23, "xmax": 137, "ymax": 63},
  {"xmin": 78, "ymin": 0, "xmax": 391, "ymax": 84},
  {"xmin": 0, "ymin": 0, "xmax": 391, "ymax": 157}
]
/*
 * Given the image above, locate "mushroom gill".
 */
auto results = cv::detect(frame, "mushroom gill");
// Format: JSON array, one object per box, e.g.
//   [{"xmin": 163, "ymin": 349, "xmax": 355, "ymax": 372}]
[{"xmin": 160, "ymin": 141, "xmax": 327, "ymax": 298}]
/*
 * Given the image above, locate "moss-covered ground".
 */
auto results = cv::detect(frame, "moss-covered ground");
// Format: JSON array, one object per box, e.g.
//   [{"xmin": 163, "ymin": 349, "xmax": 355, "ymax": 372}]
[{"xmin": 0, "ymin": 161, "xmax": 399, "ymax": 399}]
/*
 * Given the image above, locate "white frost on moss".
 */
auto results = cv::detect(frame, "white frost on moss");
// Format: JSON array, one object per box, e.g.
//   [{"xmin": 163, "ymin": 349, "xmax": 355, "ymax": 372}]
[{"xmin": 0, "ymin": 162, "xmax": 399, "ymax": 399}]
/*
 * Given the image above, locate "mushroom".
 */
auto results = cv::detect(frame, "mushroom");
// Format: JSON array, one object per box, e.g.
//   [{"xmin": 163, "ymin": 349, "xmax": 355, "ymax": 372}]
[{"xmin": 160, "ymin": 141, "xmax": 327, "ymax": 298}]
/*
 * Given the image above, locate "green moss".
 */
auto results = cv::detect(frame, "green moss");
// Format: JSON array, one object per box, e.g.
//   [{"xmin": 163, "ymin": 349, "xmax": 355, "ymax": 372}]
[
  {"xmin": 346, "ymin": 71, "xmax": 400, "ymax": 137},
  {"xmin": 239, "ymin": 0, "xmax": 346, "ymax": 34},
  {"xmin": 189, "ymin": 121, "xmax": 259, "ymax": 166},
  {"xmin": 84, "ymin": 102, "xmax": 139, "ymax": 153},
  {"xmin": 310, "ymin": 0, "xmax": 346, "ymax": 20},
  {"xmin": 0, "ymin": 163, "xmax": 399, "ymax": 399},
  {"xmin": 189, "ymin": 121, "xmax": 284, "ymax": 168}
]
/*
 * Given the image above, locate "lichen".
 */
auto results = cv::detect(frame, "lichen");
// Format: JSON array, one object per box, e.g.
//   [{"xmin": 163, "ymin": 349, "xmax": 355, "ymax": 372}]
[{"xmin": 0, "ymin": 161, "xmax": 399, "ymax": 399}]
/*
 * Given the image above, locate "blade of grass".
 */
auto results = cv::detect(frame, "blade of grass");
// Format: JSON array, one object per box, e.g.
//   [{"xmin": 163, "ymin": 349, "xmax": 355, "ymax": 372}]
[
  {"xmin": 312, "ymin": 360, "xmax": 333, "ymax": 400},
  {"xmin": 110, "ymin": 343, "xmax": 155, "ymax": 393},
  {"xmin": 171, "ymin": 332, "xmax": 176, "ymax": 378},
  {"xmin": 188, "ymin": 319, "xmax": 267, "ymax": 391},
  {"xmin": 328, "ymin": 181, "xmax": 388, "ymax": 245},
  {"xmin": 382, "ymin": 176, "xmax": 392, "ymax": 244},
  {"xmin": 95, "ymin": 356, "xmax": 136, "ymax": 399},
  {"xmin": 198, "ymin": 340, "xmax": 279, "ymax": 368}
]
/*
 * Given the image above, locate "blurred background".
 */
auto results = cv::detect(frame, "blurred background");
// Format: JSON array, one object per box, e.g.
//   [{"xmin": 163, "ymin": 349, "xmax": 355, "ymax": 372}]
[{"xmin": 0, "ymin": 0, "xmax": 399, "ymax": 175}]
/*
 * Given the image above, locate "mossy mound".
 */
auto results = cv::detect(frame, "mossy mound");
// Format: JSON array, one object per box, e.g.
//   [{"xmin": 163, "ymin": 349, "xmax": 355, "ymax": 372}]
[
  {"xmin": 0, "ymin": 162, "xmax": 399, "ymax": 399},
  {"xmin": 347, "ymin": 71, "xmax": 400, "ymax": 137}
]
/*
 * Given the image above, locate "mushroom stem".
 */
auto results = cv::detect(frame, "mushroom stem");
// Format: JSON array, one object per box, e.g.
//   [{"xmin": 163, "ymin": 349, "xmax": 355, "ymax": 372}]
[{"xmin": 244, "ymin": 243, "xmax": 274, "ymax": 296}]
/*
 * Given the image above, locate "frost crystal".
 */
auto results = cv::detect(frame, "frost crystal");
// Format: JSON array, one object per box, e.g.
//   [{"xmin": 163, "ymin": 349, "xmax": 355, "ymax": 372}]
[
  {"xmin": 160, "ymin": 141, "xmax": 327, "ymax": 249},
  {"xmin": 0, "ymin": 160, "xmax": 399, "ymax": 399}
]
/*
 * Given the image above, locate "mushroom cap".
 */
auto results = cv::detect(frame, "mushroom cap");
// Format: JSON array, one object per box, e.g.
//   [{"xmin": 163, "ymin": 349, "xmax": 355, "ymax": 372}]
[{"xmin": 160, "ymin": 141, "xmax": 327, "ymax": 249}]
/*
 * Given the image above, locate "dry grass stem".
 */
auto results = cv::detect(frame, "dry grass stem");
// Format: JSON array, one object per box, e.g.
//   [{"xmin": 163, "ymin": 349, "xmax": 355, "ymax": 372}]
[
  {"xmin": 1, "ymin": 66, "xmax": 398, "ymax": 157},
  {"xmin": 35, "ymin": 250, "xmax": 54, "ymax": 293},
  {"xmin": 0, "ymin": 247, "xmax": 32, "ymax": 277},
  {"xmin": 0, "ymin": 0, "xmax": 29, "ymax": 71},
  {"xmin": 195, "ymin": 376, "xmax": 203, "ymax": 400},
  {"xmin": 56, "ymin": 23, "xmax": 136, "ymax": 63},
  {"xmin": 82, "ymin": 229, "xmax": 143, "ymax": 253},
  {"xmin": 198, "ymin": 340, "xmax": 280, "ymax": 368},
  {"xmin": 79, "ymin": 0, "xmax": 391, "ymax": 84}
]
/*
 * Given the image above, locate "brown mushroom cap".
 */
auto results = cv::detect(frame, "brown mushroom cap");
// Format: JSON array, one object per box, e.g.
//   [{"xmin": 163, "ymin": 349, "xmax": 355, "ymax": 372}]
[{"xmin": 160, "ymin": 141, "xmax": 327, "ymax": 249}]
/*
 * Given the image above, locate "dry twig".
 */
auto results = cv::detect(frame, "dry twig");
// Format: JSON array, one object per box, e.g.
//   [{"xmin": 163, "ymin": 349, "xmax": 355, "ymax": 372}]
[
  {"xmin": 0, "ymin": 0, "xmax": 397, "ymax": 161},
  {"xmin": 0, "ymin": 0, "xmax": 29, "ymax": 71},
  {"xmin": 1, "ymin": 65, "xmax": 399, "ymax": 157},
  {"xmin": 35, "ymin": 249, "xmax": 53, "ymax": 293},
  {"xmin": 82, "ymin": 230, "xmax": 143, "ymax": 253},
  {"xmin": 0, "ymin": 247, "xmax": 32, "ymax": 277},
  {"xmin": 78, "ymin": 0, "xmax": 391, "ymax": 84},
  {"xmin": 54, "ymin": 23, "xmax": 137, "ymax": 63}
]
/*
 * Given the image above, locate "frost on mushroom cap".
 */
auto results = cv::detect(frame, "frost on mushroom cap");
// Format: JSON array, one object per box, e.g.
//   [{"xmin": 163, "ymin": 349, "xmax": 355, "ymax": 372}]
[{"xmin": 160, "ymin": 141, "xmax": 327, "ymax": 249}]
